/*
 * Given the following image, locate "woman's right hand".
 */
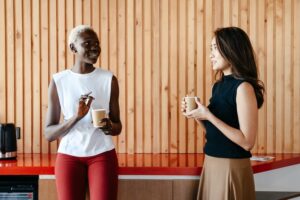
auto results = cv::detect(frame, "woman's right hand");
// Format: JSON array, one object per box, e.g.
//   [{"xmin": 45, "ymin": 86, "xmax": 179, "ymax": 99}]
[
  {"xmin": 180, "ymin": 96, "xmax": 206, "ymax": 129},
  {"xmin": 76, "ymin": 95, "xmax": 94, "ymax": 120},
  {"xmin": 181, "ymin": 97, "xmax": 187, "ymax": 113},
  {"xmin": 181, "ymin": 96, "xmax": 200, "ymax": 114},
  {"xmin": 184, "ymin": 98, "xmax": 210, "ymax": 120}
]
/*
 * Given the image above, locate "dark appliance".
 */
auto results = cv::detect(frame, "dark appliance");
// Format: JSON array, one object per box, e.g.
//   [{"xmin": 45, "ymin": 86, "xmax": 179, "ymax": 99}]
[
  {"xmin": 0, "ymin": 176, "xmax": 38, "ymax": 200},
  {"xmin": 0, "ymin": 123, "xmax": 20, "ymax": 159}
]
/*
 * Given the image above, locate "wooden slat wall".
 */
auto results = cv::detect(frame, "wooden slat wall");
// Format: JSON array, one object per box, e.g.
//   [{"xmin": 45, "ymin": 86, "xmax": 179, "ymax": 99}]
[{"xmin": 0, "ymin": 0, "xmax": 299, "ymax": 154}]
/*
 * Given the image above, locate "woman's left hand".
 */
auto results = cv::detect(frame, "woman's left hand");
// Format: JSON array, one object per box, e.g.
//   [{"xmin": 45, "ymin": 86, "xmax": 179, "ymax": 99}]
[
  {"xmin": 183, "ymin": 98, "xmax": 210, "ymax": 120},
  {"xmin": 99, "ymin": 118, "xmax": 113, "ymax": 135}
]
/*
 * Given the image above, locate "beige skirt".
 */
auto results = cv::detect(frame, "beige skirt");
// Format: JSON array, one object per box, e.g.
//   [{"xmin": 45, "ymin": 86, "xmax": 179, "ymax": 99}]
[{"xmin": 197, "ymin": 155, "xmax": 255, "ymax": 200}]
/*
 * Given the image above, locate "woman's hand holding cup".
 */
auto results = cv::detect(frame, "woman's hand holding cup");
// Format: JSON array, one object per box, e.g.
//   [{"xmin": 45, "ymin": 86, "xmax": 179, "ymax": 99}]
[
  {"xmin": 181, "ymin": 96, "xmax": 208, "ymax": 119},
  {"xmin": 99, "ymin": 118, "xmax": 113, "ymax": 135},
  {"xmin": 181, "ymin": 96, "xmax": 199, "ymax": 113},
  {"xmin": 182, "ymin": 97, "xmax": 210, "ymax": 120}
]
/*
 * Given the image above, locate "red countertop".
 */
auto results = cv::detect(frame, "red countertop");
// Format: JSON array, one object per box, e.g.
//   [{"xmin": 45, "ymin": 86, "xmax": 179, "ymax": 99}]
[{"xmin": 1, "ymin": 153, "xmax": 300, "ymax": 176}]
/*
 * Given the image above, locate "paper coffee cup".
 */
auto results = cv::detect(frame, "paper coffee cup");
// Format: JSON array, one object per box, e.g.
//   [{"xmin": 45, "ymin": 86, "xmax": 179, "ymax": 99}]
[
  {"xmin": 91, "ymin": 109, "xmax": 106, "ymax": 127},
  {"xmin": 184, "ymin": 96, "xmax": 197, "ymax": 112}
]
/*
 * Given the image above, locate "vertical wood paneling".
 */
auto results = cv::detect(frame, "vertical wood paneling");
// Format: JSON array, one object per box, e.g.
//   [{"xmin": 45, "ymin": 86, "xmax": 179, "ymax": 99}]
[
  {"xmin": 6, "ymin": 0, "xmax": 15, "ymax": 125},
  {"xmin": 126, "ymin": 0, "xmax": 135, "ymax": 153},
  {"xmin": 75, "ymin": 0, "xmax": 82, "ymax": 26},
  {"xmin": 92, "ymin": 0, "xmax": 100, "ymax": 67},
  {"xmin": 204, "ymin": 0, "xmax": 213, "ymax": 104},
  {"xmin": 240, "ymin": 0, "xmax": 248, "ymax": 31},
  {"xmin": 257, "ymin": 0, "xmax": 266, "ymax": 153},
  {"xmin": 213, "ymin": 0, "xmax": 222, "ymax": 28},
  {"xmin": 100, "ymin": 0, "xmax": 108, "ymax": 69},
  {"xmin": 266, "ymin": 0, "xmax": 275, "ymax": 153},
  {"xmin": 152, "ymin": 0, "xmax": 161, "ymax": 153},
  {"xmin": 223, "ymin": 0, "xmax": 231, "ymax": 26},
  {"xmin": 117, "ymin": 0, "xmax": 126, "ymax": 153},
  {"xmin": 293, "ymin": 0, "xmax": 300, "ymax": 153},
  {"xmin": 109, "ymin": 0, "xmax": 118, "ymax": 149},
  {"xmin": 41, "ymin": 0, "xmax": 49, "ymax": 154},
  {"xmin": 161, "ymin": 0, "xmax": 169, "ymax": 153},
  {"xmin": 143, "ymin": 0, "xmax": 152, "ymax": 153},
  {"xmin": 0, "ymin": 0, "xmax": 6, "ymax": 123},
  {"xmin": 232, "ymin": 0, "xmax": 239, "ymax": 26},
  {"xmin": 32, "ymin": 0, "xmax": 41, "ymax": 153},
  {"xmin": 135, "ymin": 0, "xmax": 144, "ymax": 153},
  {"xmin": 58, "ymin": 0, "xmax": 66, "ymax": 72},
  {"xmin": 23, "ymin": 0, "xmax": 32, "ymax": 153},
  {"xmin": 196, "ymin": 0, "xmax": 205, "ymax": 153},
  {"xmin": 275, "ymin": 0, "xmax": 284, "ymax": 153},
  {"xmin": 15, "ymin": 0, "xmax": 24, "ymax": 153},
  {"xmin": 283, "ymin": 0, "xmax": 293, "ymax": 153},
  {"xmin": 169, "ymin": 0, "xmax": 178, "ymax": 153},
  {"xmin": 249, "ymin": 0, "xmax": 258, "ymax": 152},
  {"xmin": 66, "ymin": 0, "xmax": 74, "ymax": 68},
  {"xmin": 178, "ymin": 0, "xmax": 187, "ymax": 153},
  {"xmin": 187, "ymin": 0, "xmax": 195, "ymax": 153},
  {"xmin": 109, "ymin": 0, "xmax": 117, "ymax": 74},
  {"xmin": 1, "ymin": 0, "xmax": 300, "ymax": 154},
  {"xmin": 83, "ymin": 0, "xmax": 91, "ymax": 25}
]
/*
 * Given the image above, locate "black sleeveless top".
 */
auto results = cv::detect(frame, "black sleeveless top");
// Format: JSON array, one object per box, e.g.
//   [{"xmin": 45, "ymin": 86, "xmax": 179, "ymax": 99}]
[{"xmin": 203, "ymin": 75, "xmax": 252, "ymax": 158}]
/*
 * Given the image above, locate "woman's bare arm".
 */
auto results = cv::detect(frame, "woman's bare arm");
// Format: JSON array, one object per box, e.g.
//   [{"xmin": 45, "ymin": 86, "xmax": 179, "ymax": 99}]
[
  {"xmin": 44, "ymin": 80, "xmax": 91, "ymax": 141},
  {"xmin": 205, "ymin": 82, "xmax": 258, "ymax": 150},
  {"xmin": 102, "ymin": 76, "xmax": 122, "ymax": 136}
]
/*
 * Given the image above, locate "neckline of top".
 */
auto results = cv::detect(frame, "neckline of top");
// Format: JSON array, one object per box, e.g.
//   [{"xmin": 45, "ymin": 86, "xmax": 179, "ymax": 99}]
[{"xmin": 68, "ymin": 68, "xmax": 97, "ymax": 77}]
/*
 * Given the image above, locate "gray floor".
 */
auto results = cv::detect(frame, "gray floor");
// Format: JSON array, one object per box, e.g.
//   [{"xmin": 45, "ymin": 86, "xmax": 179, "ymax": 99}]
[{"xmin": 256, "ymin": 192, "xmax": 300, "ymax": 200}]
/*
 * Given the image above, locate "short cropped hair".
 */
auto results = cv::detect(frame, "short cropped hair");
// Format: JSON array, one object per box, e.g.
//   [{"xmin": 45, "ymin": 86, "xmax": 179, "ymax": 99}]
[{"xmin": 68, "ymin": 25, "xmax": 95, "ymax": 48}]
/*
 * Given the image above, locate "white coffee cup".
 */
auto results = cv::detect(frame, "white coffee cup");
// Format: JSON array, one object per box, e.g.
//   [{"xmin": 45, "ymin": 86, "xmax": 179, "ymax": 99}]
[
  {"xmin": 184, "ymin": 96, "xmax": 198, "ymax": 112},
  {"xmin": 91, "ymin": 109, "xmax": 106, "ymax": 128}
]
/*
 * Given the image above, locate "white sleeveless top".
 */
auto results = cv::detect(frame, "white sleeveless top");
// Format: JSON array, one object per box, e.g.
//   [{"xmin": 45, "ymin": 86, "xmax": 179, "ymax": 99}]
[{"xmin": 53, "ymin": 68, "xmax": 115, "ymax": 157}]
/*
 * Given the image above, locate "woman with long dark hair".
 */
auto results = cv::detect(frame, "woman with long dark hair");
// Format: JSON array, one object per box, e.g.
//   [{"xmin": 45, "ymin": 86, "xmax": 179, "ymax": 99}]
[{"xmin": 182, "ymin": 27, "xmax": 264, "ymax": 200}]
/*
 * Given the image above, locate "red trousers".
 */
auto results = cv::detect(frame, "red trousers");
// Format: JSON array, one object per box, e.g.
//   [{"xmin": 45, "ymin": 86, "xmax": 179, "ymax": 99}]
[{"xmin": 55, "ymin": 149, "xmax": 118, "ymax": 200}]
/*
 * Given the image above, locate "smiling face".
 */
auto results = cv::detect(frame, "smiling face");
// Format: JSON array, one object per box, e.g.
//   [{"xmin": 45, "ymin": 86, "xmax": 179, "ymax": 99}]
[
  {"xmin": 210, "ymin": 37, "xmax": 232, "ymax": 74},
  {"xmin": 71, "ymin": 30, "xmax": 101, "ymax": 64}
]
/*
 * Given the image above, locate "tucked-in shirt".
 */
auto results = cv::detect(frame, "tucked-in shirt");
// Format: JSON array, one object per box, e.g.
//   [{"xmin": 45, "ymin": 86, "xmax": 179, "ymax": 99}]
[
  {"xmin": 203, "ymin": 75, "xmax": 252, "ymax": 158},
  {"xmin": 53, "ymin": 68, "xmax": 115, "ymax": 157}
]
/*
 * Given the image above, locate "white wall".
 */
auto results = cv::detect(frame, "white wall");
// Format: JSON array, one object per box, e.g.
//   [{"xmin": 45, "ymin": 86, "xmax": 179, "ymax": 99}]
[{"xmin": 254, "ymin": 164, "xmax": 300, "ymax": 191}]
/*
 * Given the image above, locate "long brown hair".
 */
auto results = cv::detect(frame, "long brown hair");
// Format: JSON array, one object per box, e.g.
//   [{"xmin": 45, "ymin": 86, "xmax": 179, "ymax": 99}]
[{"xmin": 214, "ymin": 27, "xmax": 265, "ymax": 108}]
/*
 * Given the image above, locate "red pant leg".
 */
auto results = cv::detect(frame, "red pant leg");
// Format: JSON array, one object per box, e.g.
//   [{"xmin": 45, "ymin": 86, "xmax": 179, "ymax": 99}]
[
  {"xmin": 55, "ymin": 153, "xmax": 87, "ymax": 200},
  {"xmin": 87, "ymin": 149, "xmax": 119, "ymax": 200}
]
